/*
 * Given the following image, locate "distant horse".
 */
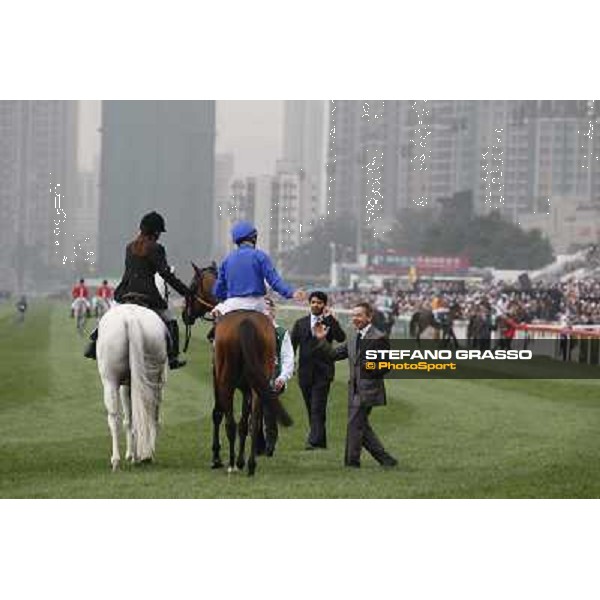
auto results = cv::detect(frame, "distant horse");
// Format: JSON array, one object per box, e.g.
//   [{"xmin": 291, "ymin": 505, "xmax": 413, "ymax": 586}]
[
  {"xmin": 73, "ymin": 297, "xmax": 89, "ymax": 336},
  {"xmin": 372, "ymin": 309, "xmax": 395, "ymax": 336},
  {"xmin": 467, "ymin": 311, "xmax": 494, "ymax": 350},
  {"xmin": 184, "ymin": 262, "xmax": 292, "ymax": 476},
  {"xmin": 97, "ymin": 303, "xmax": 168, "ymax": 470},
  {"xmin": 409, "ymin": 303, "xmax": 462, "ymax": 347},
  {"xmin": 94, "ymin": 297, "xmax": 112, "ymax": 319}
]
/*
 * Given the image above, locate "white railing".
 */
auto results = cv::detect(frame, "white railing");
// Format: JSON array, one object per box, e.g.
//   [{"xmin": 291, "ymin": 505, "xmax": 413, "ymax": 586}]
[{"xmin": 278, "ymin": 306, "xmax": 600, "ymax": 366}]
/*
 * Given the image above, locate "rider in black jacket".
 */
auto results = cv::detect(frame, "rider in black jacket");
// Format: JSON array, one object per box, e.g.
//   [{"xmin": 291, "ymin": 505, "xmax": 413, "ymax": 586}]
[{"xmin": 84, "ymin": 211, "xmax": 192, "ymax": 369}]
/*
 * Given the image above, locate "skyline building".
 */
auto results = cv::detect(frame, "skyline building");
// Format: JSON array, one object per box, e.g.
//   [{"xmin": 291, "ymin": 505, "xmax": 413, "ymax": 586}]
[
  {"xmin": 0, "ymin": 100, "xmax": 78, "ymax": 291},
  {"xmin": 282, "ymin": 100, "xmax": 328, "ymax": 214},
  {"xmin": 98, "ymin": 101, "xmax": 216, "ymax": 277},
  {"xmin": 328, "ymin": 100, "xmax": 600, "ymax": 252}
]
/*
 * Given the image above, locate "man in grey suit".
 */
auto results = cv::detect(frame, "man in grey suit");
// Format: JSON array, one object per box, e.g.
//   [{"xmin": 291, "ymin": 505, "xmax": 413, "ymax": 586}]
[{"xmin": 314, "ymin": 301, "xmax": 398, "ymax": 468}]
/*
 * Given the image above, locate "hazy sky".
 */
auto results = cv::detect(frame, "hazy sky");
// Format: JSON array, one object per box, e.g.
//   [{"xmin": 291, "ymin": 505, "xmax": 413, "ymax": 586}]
[
  {"xmin": 77, "ymin": 100, "xmax": 284, "ymax": 177},
  {"xmin": 78, "ymin": 101, "xmax": 101, "ymax": 170},
  {"xmin": 216, "ymin": 100, "xmax": 283, "ymax": 176}
]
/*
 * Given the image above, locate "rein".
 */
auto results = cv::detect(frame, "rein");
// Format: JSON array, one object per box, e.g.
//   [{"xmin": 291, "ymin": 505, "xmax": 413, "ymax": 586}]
[
  {"xmin": 195, "ymin": 294, "xmax": 216, "ymax": 312},
  {"xmin": 183, "ymin": 266, "xmax": 217, "ymax": 353},
  {"xmin": 184, "ymin": 321, "xmax": 192, "ymax": 353}
]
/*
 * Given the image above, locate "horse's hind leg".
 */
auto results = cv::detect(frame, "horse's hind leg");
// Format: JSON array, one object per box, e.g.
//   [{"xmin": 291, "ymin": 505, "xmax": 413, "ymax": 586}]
[
  {"xmin": 236, "ymin": 391, "xmax": 251, "ymax": 470},
  {"xmin": 263, "ymin": 400, "xmax": 278, "ymax": 457},
  {"xmin": 450, "ymin": 329, "xmax": 459, "ymax": 350},
  {"xmin": 211, "ymin": 406, "xmax": 224, "ymax": 469},
  {"xmin": 225, "ymin": 409, "xmax": 237, "ymax": 472},
  {"xmin": 210, "ymin": 367, "xmax": 224, "ymax": 469},
  {"xmin": 103, "ymin": 381, "xmax": 121, "ymax": 471},
  {"xmin": 247, "ymin": 395, "xmax": 260, "ymax": 477},
  {"xmin": 119, "ymin": 384, "xmax": 134, "ymax": 462}
]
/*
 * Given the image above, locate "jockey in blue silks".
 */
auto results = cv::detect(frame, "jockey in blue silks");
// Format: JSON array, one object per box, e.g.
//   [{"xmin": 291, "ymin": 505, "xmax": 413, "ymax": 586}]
[{"xmin": 211, "ymin": 221, "xmax": 305, "ymax": 318}]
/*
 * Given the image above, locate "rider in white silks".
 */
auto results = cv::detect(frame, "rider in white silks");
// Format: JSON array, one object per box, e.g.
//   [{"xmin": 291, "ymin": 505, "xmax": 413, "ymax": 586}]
[{"xmin": 208, "ymin": 221, "xmax": 305, "ymax": 337}]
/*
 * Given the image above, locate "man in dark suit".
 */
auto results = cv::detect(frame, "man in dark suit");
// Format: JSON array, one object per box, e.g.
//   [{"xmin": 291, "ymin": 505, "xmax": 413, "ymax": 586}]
[
  {"xmin": 291, "ymin": 291, "xmax": 346, "ymax": 450},
  {"xmin": 314, "ymin": 301, "xmax": 397, "ymax": 468}
]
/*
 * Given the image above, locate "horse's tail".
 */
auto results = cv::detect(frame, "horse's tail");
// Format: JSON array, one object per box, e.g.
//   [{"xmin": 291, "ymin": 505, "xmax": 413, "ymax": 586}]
[
  {"xmin": 127, "ymin": 310, "xmax": 166, "ymax": 460},
  {"xmin": 238, "ymin": 318, "xmax": 293, "ymax": 427},
  {"xmin": 409, "ymin": 312, "xmax": 420, "ymax": 338}
]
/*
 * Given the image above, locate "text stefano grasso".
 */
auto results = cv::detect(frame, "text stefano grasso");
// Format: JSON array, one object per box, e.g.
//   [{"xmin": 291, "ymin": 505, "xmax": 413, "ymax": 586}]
[{"xmin": 363, "ymin": 349, "xmax": 533, "ymax": 361}]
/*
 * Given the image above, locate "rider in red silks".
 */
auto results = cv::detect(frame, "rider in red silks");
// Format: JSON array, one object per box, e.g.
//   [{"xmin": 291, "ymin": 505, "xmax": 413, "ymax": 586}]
[
  {"xmin": 72, "ymin": 278, "xmax": 89, "ymax": 300},
  {"xmin": 94, "ymin": 279, "xmax": 114, "ymax": 316},
  {"xmin": 71, "ymin": 278, "xmax": 90, "ymax": 317},
  {"xmin": 96, "ymin": 280, "xmax": 113, "ymax": 301}
]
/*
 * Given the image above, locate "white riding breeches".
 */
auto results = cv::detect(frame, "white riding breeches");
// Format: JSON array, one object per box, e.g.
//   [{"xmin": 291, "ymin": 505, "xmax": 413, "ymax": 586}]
[
  {"xmin": 214, "ymin": 296, "xmax": 268, "ymax": 316},
  {"xmin": 72, "ymin": 298, "xmax": 90, "ymax": 310}
]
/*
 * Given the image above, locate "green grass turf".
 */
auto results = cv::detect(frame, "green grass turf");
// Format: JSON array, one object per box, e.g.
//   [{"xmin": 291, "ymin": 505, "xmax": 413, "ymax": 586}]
[{"xmin": 1, "ymin": 300, "xmax": 600, "ymax": 498}]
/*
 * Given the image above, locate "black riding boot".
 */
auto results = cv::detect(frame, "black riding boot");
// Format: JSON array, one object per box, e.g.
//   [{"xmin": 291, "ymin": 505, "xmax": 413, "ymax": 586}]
[
  {"xmin": 167, "ymin": 320, "xmax": 186, "ymax": 369},
  {"xmin": 84, "ymin": 328, "xmax": 98, "ymax": 360},
  {"xmin": 206, "ymin": 325, "xmax": 216, "ymax": 343}
]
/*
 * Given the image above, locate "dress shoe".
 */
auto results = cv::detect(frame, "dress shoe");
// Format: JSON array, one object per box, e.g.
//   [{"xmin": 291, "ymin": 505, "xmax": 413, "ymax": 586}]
[
  {"xmin": 345, "ymin": 460, "xmax": 360, "ymax": 468},
  {"xmin": 380, "ymin": 457, "xmax": 398, "ymax": 468}
]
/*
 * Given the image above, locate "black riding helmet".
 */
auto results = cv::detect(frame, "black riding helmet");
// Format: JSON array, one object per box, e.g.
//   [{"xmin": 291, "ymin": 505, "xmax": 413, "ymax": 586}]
[{"xmin": 140, "ymin": 211, "xmax": 166, "ymax": 235}]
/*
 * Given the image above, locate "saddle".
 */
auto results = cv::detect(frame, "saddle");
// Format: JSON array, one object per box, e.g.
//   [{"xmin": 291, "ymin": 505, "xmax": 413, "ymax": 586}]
[{"xmin": 120, "ymin": 292, "xmax": 152, "ymax": 308}]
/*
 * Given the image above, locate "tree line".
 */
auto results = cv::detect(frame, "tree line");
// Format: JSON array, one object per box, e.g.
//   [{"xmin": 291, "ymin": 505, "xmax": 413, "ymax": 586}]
[{"xmin": 281, "ymin": 191, "xmax": 554, "ymax": 276}]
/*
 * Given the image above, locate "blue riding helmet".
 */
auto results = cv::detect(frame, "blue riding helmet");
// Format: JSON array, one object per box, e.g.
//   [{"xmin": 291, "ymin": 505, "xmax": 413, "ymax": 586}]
[{"xmin": 231, "ymin": 221, "xmax": 257, "ymax": 244}]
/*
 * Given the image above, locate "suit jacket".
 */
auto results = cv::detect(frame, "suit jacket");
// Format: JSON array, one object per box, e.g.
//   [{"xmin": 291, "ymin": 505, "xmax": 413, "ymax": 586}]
[
  {"xmin": 114, "ymin": 239, "xmax": 189, "ymax": 310},
  {"xmin": 291, "ymin": 313, "xmax": 346, "ymax": 387},
  {"xmin": 315, "ymin": 326, "xmax": 390, "ymax": 409}
]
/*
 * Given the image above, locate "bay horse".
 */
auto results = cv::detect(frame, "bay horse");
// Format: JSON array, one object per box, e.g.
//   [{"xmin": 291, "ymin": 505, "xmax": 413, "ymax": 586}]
[
  {"xmin": 409, "ymin": 302, "xmax": 462, "ymax": 348},
  {"xmin": 183, "ymin": 262, "xmax": 293, "ymax": 476},
  {"xmin": 97, "ymin": 303, "xmax": 168, "ymax": 470}
]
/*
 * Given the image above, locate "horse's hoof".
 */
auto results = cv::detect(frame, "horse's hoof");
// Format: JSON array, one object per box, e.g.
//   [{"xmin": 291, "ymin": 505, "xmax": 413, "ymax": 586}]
[
  {"xmin": 227, "ymin": 466, "xmax": 234, "ymax": 474},
  {"xmin": 137, "ymin": 457, "xmax": 153, "ymax": 466},
  {"xmin": 211, "ymin": 460, "xmax": 223, "ymax": 469},
  {"xmin": 247, "ymin": 465, "xmax": 256, "ymax": 477},
  {"xmin": 236, "ymin": 458, "xmax": 245, "ymax": 470},
  {"xmin": 111, "ymin": 460, "xmax": 119, "ymax": 472}
]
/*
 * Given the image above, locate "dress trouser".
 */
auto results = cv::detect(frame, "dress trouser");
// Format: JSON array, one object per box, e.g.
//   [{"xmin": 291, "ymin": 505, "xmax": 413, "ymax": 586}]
[
  {"xmin": 256, "ymin": 391, "xmax": 280, "ymax": 454},
  {"xmin": 300, "ymin": 381, "xmax": 331, "ymax": 447},
  {"xmin": 345, "ymin": 398, "xmax": 392, "ymax": 466}
]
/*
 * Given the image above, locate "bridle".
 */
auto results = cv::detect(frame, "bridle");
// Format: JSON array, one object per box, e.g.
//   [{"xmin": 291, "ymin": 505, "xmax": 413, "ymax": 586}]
[{"xmin": 183, "ymin": 264, "xmax": 218, "ymax": 353}]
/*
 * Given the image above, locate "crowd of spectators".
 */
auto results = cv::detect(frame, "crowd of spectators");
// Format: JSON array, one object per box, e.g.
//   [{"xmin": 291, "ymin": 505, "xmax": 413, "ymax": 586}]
[{"xmin": 320, "ymin": 276, "xmax": 600, "ymax": 327}]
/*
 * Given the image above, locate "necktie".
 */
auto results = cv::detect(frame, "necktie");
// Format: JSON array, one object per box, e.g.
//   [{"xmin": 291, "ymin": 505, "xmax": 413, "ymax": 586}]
[{"xmin": 355, "ymin": 331, "xmax": 362, "ymax": 355}]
